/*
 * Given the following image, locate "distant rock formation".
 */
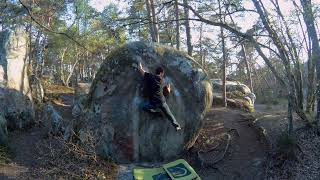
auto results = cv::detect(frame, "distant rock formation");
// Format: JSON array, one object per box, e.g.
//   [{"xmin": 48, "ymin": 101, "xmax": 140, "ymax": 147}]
[
  {"xmin": 30, "ymin": 75, "xmax": 44, "ymax": 106},
  {"xmin": 75, "ymin": 42, "xmax": 213, "ymax": 163},
  {"xmin": 42, "ymin": 104, "xmax": 63, "ymax": 136},
  {"xmin": 0, "ymin": 27, "xmax": 34, "ymax": 135},
  {"xmin": 211, "ymin": 79, "xmax": 256, "ymax": 112}
]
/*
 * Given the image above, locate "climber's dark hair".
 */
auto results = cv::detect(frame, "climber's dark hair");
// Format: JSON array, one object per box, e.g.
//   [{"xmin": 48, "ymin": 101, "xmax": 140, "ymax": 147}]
[{"xmin": 155, "ymin": 67, "xmax": 164, "ymax": 75}]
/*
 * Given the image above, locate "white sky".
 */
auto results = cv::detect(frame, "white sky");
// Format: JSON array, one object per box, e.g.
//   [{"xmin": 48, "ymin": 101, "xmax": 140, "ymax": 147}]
[{"xmin": 89, "ymin": 0, "xmax": 122, "ymax": 12}]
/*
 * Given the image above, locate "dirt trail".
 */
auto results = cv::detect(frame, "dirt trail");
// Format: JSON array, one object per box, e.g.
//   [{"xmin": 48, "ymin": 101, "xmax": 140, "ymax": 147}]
[{"xmin": 191, "ymin": 107, "xmax": 268, "ymax": 180}]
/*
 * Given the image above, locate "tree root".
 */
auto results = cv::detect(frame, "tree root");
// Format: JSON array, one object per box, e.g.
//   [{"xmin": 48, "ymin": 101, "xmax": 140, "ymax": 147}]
[
  {"xmin": 197, "ymin": 133, "xmax": 231, "ymax": 168},
  {"xmin": 228, "ymin": 128, "xmax": 240, "ymax": 137},
  {"xmin": 198, "ymin": 142, "xmax": 220, "ymax": 153}
]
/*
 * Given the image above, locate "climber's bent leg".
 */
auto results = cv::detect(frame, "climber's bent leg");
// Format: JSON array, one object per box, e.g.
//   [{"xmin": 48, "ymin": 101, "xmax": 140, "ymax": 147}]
[
  {"xmin": 141, "ymin": 101, "xmax": 158, "ymax": 113},
  {"xmin": 159, "ymin": 102, "xmax": 181, "ymax": 129}
]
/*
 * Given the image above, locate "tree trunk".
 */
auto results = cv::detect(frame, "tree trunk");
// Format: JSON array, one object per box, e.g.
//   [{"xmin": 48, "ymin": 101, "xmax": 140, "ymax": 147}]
[
  {"xmin": 183, "ymin": 0, "xmax": 192, "ymax": 56},
  {"xmin": 34, "ymin": 30, "xmax": 42, "ymax": 76},
  {"xmin": 241, "ymin": 43, "xmax": 253, "ymax": 92},
  {"xmin": 300, "ymin": 0, "xmax": 320, "ymax": 123},
  {"xmin": 306, "ymin": 35, "xmax": 316, "ymax": 113},
  {"xmin": 288, "ymin": 94, "xmax": 294, "ymax": 135},
  {"xmin": 65, "ymin": 55, "xmax": 80, "ymax": 87},
  {"xmin": 149, "ymin": 0, "xmax": 159, "ymax": 42},
  {"xmin": 27, "ymin": 23, "xmax": 33, "ymax": 75},
  {"xmin": 60, "ymin": 47, "xmax": 68, "ymax": 85},
  {"xmin": 218, "ymin": 0, "xmax": 227, "ymax": 107},
  {"xmin": 199, "ymin": 23, "xmax": 205, "ymax": 68},
  {"xmin": 293, "ymin": 1, "xmax": 315, "ymax": 113},
  {"xmin": 145, "ymin": 0, "xmax": 156, "ymax": 42},
  {"xmin": 175, "ymin": 0, "xmax": 180, "ymax": 50},
  {"xmin": 39, "ymin": 35, "xmax": 47, "ymax": 77}
]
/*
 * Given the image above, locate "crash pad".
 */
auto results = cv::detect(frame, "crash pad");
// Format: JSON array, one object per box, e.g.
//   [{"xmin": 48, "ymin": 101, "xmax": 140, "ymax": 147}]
[
  {"xmin": 133, "ymin": 159, "xmax": 200, "ymax": 180},
  {"xmin": 133, "ymin": 167, "xmax": 170, "ymax": 180}
]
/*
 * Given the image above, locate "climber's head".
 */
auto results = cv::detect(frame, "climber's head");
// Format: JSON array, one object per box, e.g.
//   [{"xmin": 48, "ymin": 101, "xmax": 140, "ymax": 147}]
[{"xmin": 155, "ymin": 67, "xmax": 164, "ymax": 77}]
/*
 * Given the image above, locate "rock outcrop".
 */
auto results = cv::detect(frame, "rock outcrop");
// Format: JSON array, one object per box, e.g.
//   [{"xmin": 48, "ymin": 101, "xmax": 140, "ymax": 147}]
[
  {"xmin": 42, "ymin": 104, "xmax": 63, "ymax": 136},
  {"xmin": 0, "ymin": 113, "xmax": 8, "ymax": 145},
  {"xmin": 211, "ymin": 79, "xmax": 256, "ymax": 112},
  {"xmin": 0, "ymin": 28, "xmax": 34, "ymax": 129},
  {"xmin": 77, "ymin": 42, "xmax": 212, "ymax": 163},
  {"xmin": 30, "ymin": 75, "xmax": 44, "ymax": 106}
]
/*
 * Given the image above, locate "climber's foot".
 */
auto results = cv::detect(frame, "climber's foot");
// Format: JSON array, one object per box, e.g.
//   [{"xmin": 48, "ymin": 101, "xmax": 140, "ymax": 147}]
[
  {"xmin": 149, "ymin": 108, "xmax": 157, "ymax": 113},
  {"xmin": 176, "ymin": 126, "xmax": 182, "ymax": 131}
]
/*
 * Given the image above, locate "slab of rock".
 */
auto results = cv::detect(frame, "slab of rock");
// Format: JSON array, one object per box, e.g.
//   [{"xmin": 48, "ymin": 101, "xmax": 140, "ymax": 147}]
[
  {"xmin": 30, "ymin": 75, "xmax": 44, "ymax": 106},
  {"xmin": 0, "ymin": 27, "xmax": 34, "ymax": 129},
  {"xmin": 211, "ymin": 79, "xmax": 255, "ymax": 112},
  {"xmin": 79, "ymin": 42, "xmax": 212, "ymax": 163}
]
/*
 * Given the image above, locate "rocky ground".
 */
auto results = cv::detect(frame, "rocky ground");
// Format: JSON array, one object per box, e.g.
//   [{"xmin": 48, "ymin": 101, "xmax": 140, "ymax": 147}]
[
  {"xmin": 0, "ymin": 88, "xmax": 319, "ymax": 180},
  {"xmin": 253, "ymin": 103, "xmax": 320, "ymax": 180},
  {"xmin": 0, "ymin": 87, "xmax": 118, "ymax": 179}
]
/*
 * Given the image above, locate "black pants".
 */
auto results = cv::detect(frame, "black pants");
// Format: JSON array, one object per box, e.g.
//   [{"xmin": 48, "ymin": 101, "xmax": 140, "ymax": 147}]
[{"xmin": 142, "ymin": 101, "xmax": 181, "ymax": 128}]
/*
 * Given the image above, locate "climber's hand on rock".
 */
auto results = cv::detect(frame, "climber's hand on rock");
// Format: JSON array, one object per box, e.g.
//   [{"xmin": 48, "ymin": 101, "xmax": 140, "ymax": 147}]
[
  {"xmin": 167, "ymin": 83, "xmax": 171, "ymax": 93},
  {"xmin": 137, "ymin": 62, "xmax": 145, "ymax": 76}
]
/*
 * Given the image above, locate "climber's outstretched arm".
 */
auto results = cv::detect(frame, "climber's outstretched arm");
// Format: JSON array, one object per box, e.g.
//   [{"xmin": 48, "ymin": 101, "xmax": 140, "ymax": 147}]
[{"xmin": 138, "ymin": 62, "xmax": 146, "ymax": 76}]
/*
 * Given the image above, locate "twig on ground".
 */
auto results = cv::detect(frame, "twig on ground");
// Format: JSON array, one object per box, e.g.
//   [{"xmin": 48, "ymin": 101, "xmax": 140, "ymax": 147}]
[
  {"xmin": 228, "ymin": 128, "xmax": 240, "ymax": 137},
  {"xmin": 198, "ymin": 133, "xmax": 231, "ymax": 168},
  {"xmin": 198, "ymin": 142, "xmax": 220, "ymax": 153}
]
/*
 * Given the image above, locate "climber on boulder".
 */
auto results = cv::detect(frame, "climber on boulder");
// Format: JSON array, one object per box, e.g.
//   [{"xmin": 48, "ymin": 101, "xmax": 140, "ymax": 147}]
[{"xmin": 137, "ymin": 62, "xmax": 182, "ymax": 131}]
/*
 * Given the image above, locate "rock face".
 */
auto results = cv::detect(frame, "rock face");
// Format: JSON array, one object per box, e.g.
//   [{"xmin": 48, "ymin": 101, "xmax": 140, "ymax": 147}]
[
  {"xmin": 0, "ymin": 28, "xmax": 34, "ymax": 129},
  {"xmin": 42, "ymin": 104, "xmax": 63, "ymax": 136},
  {"xmin": 211, "ymin": 79, "xmax": 256, "ymax": 112},
  {"xmin": 30, "ymin": 75, "xmax": 44, "ymax": 106},
  {"xmin": 0, "ymin": 113, "xmax": 8, "ymax": 145},
  {"xmin": 80, "ymin": 42, "xmax": 212, "ymax": 163}
]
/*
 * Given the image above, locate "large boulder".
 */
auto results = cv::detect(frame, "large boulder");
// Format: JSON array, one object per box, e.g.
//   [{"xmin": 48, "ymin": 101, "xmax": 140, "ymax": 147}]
[
  {"xmin": 211, "ymin": 79, "xmax": 255, "ymax": 112},
  {"xmin": 0, "ymin": 28, "xmax": 34, "ymax": 129},
  {"xmin": 79, "ymin": 42, "xmax": 212, "ymax": 163}
]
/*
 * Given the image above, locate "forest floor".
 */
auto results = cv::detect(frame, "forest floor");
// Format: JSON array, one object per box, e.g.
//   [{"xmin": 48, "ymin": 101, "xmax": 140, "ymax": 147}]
[
  {"xmin": 185, "ymin": 107, "xmax": 269, "ymax": 180},
  {"xmin": 117, "ymin": 107, "xmax": 269, "ymax": 180},
  {"xmin": 0, "ymin": 87, "xmax": 118, "ymax": 179},
  {"xmin": 0, "ymin": 88, "xmax": 318, "ymax": 179}
]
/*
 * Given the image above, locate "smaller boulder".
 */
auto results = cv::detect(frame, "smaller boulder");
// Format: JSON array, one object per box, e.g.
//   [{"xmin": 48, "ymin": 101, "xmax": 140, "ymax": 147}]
[
  {"xmin": 212, "ymin": 79, "xmax": 255, "ymax": 112},
  {"xmin": 72, "ymin": 95, "xmax": 86, "ymax": 119},
  {"xmin": 30, "ymin": 75, "xmax": 44, "ymax": 106},
  {"xmin": 75, "ymin": 83, "xmax": 91, "ymax": 95},
  {"xmin": 42, "ymin": 104, "xmax": 63, "ymax": 136}
]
